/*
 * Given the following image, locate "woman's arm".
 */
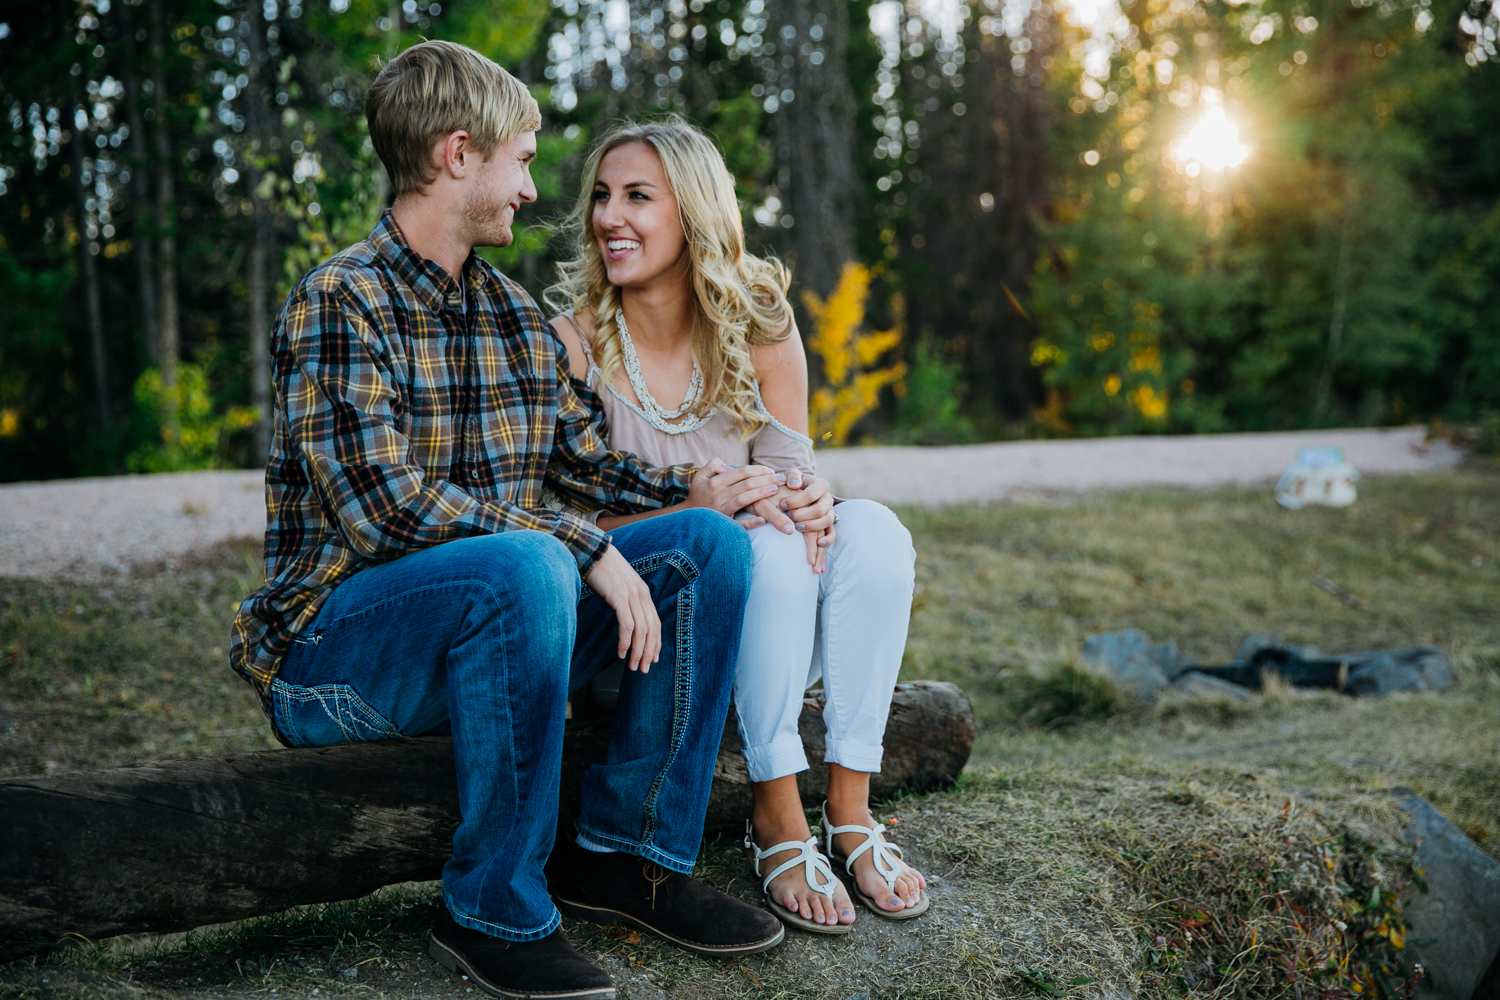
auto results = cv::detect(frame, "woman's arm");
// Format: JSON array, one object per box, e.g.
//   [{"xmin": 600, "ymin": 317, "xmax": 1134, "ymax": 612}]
[
  {"xmin": 548, "ymin": 311, "xmax": 591, "ymax": 379},
  {"xmin": 750, "ymin": 324, "xmax": 811, "ymax": 437},
  {"xmin": 748, "ymin": 324, "xmax": 839, "ymax": 570}
]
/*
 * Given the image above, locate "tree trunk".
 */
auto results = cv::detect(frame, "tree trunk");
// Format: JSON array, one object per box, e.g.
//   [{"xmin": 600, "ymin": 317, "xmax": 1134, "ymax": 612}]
[
  {"xmin": 149, "ymin": 0, "xmax": 181, "ymax": 442},
  {"xmin": 69, "ymin": 100, "xmax": 110, "ymax": 432},
  {"xmin": 904, "ymin": 23, "xmax": 1052, "ymax": 422},
  {"xmin": 0, "ymin": 682, "xmax": 973, "ymax": 960},
  {"xmin": 772, "ymin": 0, "xmax": 860, "ymax": 336},
  {"xmin": 244, "ymin": 0, "xmax": 275, "ymax": 465},
  {"xmin": 120, "ymin": 11, "xmax": 161, "ymax": 367}
]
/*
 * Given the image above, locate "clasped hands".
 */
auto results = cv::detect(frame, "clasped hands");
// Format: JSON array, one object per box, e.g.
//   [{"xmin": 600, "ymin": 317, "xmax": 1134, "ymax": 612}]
[
  {"xmin": 582, "ymin": 458, "xmax": 835, "ymax": 679},
  {"xmin": 685, "ymin": 458, "xmax": 837, "ymax": 573}
]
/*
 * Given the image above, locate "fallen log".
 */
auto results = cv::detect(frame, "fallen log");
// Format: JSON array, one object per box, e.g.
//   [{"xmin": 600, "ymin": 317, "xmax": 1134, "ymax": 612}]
[{"xmin": 0, "ymin": 680, "xmax": 972, "ymax": 960}]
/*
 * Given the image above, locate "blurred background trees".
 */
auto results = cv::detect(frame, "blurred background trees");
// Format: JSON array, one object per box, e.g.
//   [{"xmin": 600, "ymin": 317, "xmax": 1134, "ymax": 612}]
[{"xmin": 0, "ymin": 0, "xmax": 1496, "ymax": 480}]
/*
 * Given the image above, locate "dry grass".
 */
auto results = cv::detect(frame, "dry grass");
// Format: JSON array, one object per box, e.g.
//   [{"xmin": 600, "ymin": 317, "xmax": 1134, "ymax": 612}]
[
  {"xmin": 3, "ymin": 468, "xmax": 1499, "ymax": 998},
  {"xmin": 0, "ymin": 541, "xmax": 272, "ymax": 779}
]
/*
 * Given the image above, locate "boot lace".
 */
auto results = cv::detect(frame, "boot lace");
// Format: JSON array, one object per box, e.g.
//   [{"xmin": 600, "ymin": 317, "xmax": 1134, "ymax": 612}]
[{"xmin": 642, "ymin": 861, "xmax": 671, "ymax": 909}]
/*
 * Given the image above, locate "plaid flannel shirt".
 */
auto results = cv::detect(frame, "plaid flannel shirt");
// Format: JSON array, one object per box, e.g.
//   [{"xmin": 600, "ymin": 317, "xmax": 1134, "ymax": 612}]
[{"xmin": 230, "ymin": 210, "xmax": 693, "ymax": 708}]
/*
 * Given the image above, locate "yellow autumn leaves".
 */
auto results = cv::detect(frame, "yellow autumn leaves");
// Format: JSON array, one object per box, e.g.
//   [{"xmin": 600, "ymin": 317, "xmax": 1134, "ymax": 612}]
[{"xmin": 804, "ymin": 262, "xmax": 907, "ymax": 446}]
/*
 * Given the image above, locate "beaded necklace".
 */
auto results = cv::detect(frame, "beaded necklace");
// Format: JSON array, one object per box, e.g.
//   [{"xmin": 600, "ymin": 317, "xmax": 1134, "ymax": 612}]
[{"xmin": 615, "ymin": 309, "xmax": 712, "ymax": 435}]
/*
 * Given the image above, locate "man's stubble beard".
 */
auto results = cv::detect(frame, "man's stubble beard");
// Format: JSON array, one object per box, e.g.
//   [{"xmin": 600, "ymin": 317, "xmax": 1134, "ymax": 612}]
[{"xmin": 462, "ymin": 183, "xmax": 513, "ymax": 249}]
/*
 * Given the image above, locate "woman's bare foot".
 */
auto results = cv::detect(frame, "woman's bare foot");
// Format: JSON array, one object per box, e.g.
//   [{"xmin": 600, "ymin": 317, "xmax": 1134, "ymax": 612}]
[
  {"xmin": 750, "ymin": 777, "xmax": 856, "ymax": 927},
  {"xmin": 825, "ymin": 765, "xmax": 926, "ymax": 913}
]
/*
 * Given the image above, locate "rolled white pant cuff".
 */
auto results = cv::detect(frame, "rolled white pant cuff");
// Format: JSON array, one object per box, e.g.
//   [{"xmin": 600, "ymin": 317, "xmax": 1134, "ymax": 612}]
[
  {"xmin": 823, "ymin": 738, "xmax": 885, "ymax": 774},
  {"xmin": 742, "ymin": 738, "xmax": 810, "ymax": 783}
]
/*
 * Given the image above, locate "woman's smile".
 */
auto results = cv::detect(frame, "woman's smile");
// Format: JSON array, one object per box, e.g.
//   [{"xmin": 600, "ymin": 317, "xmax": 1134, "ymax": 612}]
[{"xmin": 605, "ymin": 237, "xmax": 642, "ymax": 261}]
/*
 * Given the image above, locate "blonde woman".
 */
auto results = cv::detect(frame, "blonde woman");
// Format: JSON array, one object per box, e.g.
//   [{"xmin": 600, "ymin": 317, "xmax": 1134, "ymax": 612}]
[{"xmin": 545, "ymin": 117, "xmax": 927, "ymax": 934}]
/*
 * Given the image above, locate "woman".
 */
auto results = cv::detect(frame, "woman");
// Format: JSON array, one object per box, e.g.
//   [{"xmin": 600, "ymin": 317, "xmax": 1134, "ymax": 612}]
[{"xmin": 545, "ymin": 117, "xmax": 926, "ymax": 934}]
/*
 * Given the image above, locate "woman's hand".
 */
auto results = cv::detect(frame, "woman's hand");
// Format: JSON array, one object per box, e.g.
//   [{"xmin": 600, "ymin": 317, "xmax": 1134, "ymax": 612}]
[
  {"xmin": 801, "ymin": 523, "xmax": 836, "ymax": 573},
  {"xmin": 686, "ymin": 459, "xmax": 795, "ymax": 530},
  {"xmin": 744, "ymin": 473, "xmax": 839, "ymax": 569}
]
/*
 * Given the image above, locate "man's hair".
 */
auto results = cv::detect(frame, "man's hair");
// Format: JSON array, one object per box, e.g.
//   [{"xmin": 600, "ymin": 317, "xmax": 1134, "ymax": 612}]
[{"xmin": 365, "ymin": 40, "xmax": 541, "ymax": 197}]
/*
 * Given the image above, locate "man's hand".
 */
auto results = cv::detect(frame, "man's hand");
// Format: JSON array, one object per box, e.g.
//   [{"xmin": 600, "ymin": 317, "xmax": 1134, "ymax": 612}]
[
  {"xmin": 584, "ymin": 544, "xmax": 660, "ymax": 672},
  {"xmin": 686, "ymin": 458, "xmax": 796, "ymax": 531}
]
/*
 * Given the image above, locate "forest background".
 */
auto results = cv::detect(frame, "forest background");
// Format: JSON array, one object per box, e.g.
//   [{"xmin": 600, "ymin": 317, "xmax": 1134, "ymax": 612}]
[{"xmin": 0, "ymin": 0, "xmax": 1497, "ymax": 481}]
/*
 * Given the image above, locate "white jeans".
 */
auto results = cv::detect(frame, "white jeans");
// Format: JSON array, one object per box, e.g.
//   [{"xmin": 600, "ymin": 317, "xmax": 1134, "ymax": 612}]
[{"xmin": 733, "ymin": 499, "xmax": 916, "ymax": 783}]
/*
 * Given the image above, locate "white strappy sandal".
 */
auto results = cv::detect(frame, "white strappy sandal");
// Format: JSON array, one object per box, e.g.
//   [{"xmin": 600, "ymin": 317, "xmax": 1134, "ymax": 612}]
[
  {"xmin": 744, "ymin": 820, "xmax": 852, "ymax": 935},
  {"xmin": 821, "ymin": 802, "xmax": 930, "ymax": 920}
]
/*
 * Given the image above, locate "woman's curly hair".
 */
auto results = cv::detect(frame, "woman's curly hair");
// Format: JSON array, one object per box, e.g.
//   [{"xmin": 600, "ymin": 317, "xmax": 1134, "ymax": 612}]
[{"xmin": 545, "ymin": 115, "xmax": 794, "ymax": 438}]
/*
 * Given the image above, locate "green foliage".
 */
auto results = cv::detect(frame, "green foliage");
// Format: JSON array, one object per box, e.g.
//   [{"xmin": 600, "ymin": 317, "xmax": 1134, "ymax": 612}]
[
  {"xmin": 1480, "ymin": 413, "xmax": 1500, "ymax": 455},
  {"xmin": 1026, "ymin": 0, "xmax": 1500, "ymax": 434},
  {"xmin": 891, "ymin": 336, "xmax": 977, "ymax": 444},
  {"xmin": 440, "ymin": 0, "xmax": 552, "ymax": 66},
  {"xmin": 125, "ymin": 364, "xmax": 257, "ymax": 473},
  {"xmin": 2, "ymin": 0, "xmax": 1497, "ymax": 481},
  {"xmin": 1015, "ymin": 664, "xmax": 1120, "ymax": 729},
  {"xmin": 0, "ymin": 252, "xmax": 78, "ymax": 479}
]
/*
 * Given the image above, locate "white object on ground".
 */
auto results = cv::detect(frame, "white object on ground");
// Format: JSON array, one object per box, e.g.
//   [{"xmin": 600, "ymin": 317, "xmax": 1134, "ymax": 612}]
[{"xmin": 1274, "ymin": 447, "xmax": 1359, "ymax": 509}]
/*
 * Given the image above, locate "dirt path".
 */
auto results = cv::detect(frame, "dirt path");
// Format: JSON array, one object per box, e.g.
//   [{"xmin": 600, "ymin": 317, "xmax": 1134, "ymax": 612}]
[
  {"xmin": 0, "ymin": 427, "xmax": 1464, "ymax": 578},
  {"xmin": 817, "ymin": 425, "xmax": 1462, "ymax": 504}
]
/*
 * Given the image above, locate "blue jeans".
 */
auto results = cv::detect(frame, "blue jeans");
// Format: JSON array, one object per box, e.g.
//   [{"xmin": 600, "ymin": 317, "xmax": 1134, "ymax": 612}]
[{"xmin": 270, "ymin": 509, "xmax": 751, "ymax": 942}]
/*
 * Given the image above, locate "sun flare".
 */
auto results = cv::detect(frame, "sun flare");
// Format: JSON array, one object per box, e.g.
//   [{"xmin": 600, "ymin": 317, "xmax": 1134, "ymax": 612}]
[{"xmin": 1177, "ymin": 107, "xmax": 1252, "ymax": 171}]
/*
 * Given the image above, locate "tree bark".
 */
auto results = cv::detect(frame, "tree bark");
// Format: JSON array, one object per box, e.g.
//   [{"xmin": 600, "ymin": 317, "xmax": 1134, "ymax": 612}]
[
  {"xmin": 773, "ymin": 0, "xmax": 860, "ymax": 335},
  {"xmin": 69, "ymin": 100, "xmax": 110, "ymax": 432},
  {"xmin": 0, "ymin": 682, "xmax": 972, "ymax": 960},
  {"xmin": 244, "ymin": 0, "xmax": 275, "ymax": 465},
  {"xmin": 120, "ymin": 4, "xmax": 161, "ymax": 366},
  {"xmin": 149, "ymin": 0, "xmax": 181, "ymax": 441}
]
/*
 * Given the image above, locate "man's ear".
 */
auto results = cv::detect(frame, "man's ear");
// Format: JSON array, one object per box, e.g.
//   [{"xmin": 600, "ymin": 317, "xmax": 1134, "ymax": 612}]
[{"xmin": 438, "ymin": 130, "xmax": 471, "ymax": 181}]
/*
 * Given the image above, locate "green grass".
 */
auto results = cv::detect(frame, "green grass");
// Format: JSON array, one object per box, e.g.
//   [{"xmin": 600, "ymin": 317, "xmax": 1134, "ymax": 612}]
[
  {"xmin": 895, "ymin": 468, "xmax": 1500, "ymax": 860},
  {"xmin": 0, "ymin": 542, "xmax": 272, "ymax": 778},
  {"xmin": 3, "ymin": 468, "xmax": 1498, "ymax": 998}
]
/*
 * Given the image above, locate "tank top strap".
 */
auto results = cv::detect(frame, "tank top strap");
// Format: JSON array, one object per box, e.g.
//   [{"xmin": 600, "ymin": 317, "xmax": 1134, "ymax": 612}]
[{"xmin": 560, "ymin": 312, "xmax": 600, "ymax": 386}]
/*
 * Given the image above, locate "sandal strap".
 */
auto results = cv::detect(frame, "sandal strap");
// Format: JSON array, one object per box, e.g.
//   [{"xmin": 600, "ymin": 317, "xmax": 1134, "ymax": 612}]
[
  {"xmin": 744, "ymin": 822, "xmax": 837, "ymax": 900},
  {"xmin": 820, "ymin": 803, "xmax": 905, "ymax": 893}
]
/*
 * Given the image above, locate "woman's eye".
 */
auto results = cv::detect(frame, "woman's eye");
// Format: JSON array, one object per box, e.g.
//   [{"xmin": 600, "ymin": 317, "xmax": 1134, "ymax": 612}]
[
  {"xmin": 628, "ymin": 191, "xmax": 649, "ymax": 200},
  {"xmin": 591, "ymin": 189, "xmax": 608, "ymax": 201}
]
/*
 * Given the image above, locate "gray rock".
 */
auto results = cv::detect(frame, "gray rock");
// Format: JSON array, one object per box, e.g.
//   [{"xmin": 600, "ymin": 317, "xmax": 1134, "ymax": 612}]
[
  {"xmin": 1393, "ymin": 788, "xmax": 1500, "ymax": 999},
  {"xmin": 1170, "ymin": 672, "xmax": 1252, "ymax": 701},
  {"xmin": 1346, "ymin": 646, "xmax": 1455, "ymax": 697},
  {"xmin": 1152, "ymin": 640, "xmax": 1198, "ymax": 679},
  {"xmin": 1081, "ymin": 630, "xmax": 1169, "ymax": 701}
]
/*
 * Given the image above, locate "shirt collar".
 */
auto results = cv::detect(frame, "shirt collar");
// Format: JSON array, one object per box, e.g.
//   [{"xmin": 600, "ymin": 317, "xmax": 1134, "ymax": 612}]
[{"xmin": 369, "ymin": 209, "xmax": 476, "ymax": 316}]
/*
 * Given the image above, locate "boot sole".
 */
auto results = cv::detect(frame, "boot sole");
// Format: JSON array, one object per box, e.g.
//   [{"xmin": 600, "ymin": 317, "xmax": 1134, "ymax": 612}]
[
  {"xmin": 553, "ymin": 896, "xmax": 786, "ymax": 957},
  {"xmin": 427, "ymin": 931, "xmax": 617, "ymax": 1000}
]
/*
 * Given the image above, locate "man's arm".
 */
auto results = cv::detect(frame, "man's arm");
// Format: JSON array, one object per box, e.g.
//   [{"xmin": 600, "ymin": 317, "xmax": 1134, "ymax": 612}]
[
  {"xmin": 280, "ymin": 287, "xmax": 612, "ymax": 572},
  {"xmin": 542, "ymin": 344, "xmax": 696, "ymax": 515}
]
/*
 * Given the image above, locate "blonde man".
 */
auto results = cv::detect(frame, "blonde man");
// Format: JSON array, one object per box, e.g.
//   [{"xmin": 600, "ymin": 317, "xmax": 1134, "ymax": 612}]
[{"xmin": 230, "ymin": 40, "xmax": 784, "ymax": 1000}]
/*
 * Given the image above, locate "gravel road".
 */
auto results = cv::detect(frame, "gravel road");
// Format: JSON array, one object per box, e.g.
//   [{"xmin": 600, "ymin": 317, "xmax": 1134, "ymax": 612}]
[{"xmin": 0, "ymin": 426, "xmax": 1464, "ymax": 578}]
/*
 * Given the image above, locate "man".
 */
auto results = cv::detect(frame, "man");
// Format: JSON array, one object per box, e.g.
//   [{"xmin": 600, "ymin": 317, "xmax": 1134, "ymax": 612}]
[{"xmin": 229, "ymin": 39, "xmax": 787, "ymax": 1000}]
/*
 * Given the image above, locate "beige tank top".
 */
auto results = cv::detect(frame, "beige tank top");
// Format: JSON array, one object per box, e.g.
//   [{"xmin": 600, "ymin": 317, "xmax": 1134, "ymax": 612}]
[{"xmin": 563, "ymin": 314, "xmax": 816, "ymax": 476}]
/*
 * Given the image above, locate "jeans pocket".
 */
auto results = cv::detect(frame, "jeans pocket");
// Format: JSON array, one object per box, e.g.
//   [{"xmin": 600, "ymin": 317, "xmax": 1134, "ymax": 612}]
[{"xmin": 270, "ymin": 678, "xmax": 403, "ymax": 748}]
